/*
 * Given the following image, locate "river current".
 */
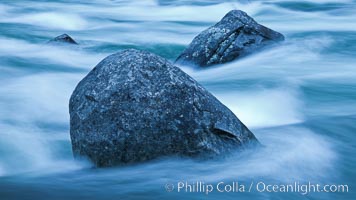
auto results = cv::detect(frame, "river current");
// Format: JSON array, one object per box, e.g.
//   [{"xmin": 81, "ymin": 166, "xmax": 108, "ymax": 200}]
[{"xmin": 0, "ymin": 0, "xmax": 355, "ymax": 199}]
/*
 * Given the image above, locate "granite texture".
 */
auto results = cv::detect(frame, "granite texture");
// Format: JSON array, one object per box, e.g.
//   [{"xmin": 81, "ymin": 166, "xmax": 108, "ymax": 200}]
[
  {"xmin": 176, "ymin": 10, "xmax": 284, "ymax": 67},
  {"xmin": 70, "ymin": 49, "xmax": 259, "ymax": 167}
]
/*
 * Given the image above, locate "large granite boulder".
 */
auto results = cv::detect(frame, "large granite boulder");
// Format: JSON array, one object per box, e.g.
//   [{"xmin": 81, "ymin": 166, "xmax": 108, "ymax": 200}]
[
  {"xmin": 48, "ymin": 34, "xmax": 78, "ymax": 45},
  {"xmin": 176, "ymin": 10, "xmax": 284, "ymax": 67},
  {"xmin": 69, "ymin": 49, "xmax": 259, "ymax": 167}
]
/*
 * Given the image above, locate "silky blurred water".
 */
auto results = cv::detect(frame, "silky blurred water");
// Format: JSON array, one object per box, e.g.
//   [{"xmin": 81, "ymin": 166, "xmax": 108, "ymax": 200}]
[{"xmin": 0, "ymin": 0, "xmax": 355, "ymax": 199}]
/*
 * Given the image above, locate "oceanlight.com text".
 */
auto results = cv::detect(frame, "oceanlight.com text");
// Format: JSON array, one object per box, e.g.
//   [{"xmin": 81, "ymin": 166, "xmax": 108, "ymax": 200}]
[{"xmin": 165, "ymin": 181, "xmax": 349, "ymax": 195}]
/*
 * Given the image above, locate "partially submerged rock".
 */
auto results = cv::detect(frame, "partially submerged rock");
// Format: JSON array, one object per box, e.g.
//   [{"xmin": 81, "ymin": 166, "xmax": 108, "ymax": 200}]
[
  {"xmin": 176, "ymin": 10, "xmax": 284, "ymax": 67},
  {"xmin": 48, "ymin": 34, "xmax": 78, "ymax": 45},
  {"xmin": 69, "ymin": 49, "xmax": 259, "ymax": 167}
]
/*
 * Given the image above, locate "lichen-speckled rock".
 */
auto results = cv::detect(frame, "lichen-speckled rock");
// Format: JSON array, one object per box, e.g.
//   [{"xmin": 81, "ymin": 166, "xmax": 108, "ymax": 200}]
[
  {"xmin": 69, "ymin": 49, "xmax": 259, "ymax": 167},
  {"xmin": 48, "ymin": 34, "xmax": 78, "ymax": 45},
  {"xmin": 176, "ymin": 10, "xmax": 284, "ymax": 67}
]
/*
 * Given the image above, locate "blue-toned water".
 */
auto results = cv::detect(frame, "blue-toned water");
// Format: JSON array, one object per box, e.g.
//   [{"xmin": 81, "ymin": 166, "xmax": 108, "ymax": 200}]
[{"xmin": 0, "ymin": 0, "xmax": 355, "ymax": 199}]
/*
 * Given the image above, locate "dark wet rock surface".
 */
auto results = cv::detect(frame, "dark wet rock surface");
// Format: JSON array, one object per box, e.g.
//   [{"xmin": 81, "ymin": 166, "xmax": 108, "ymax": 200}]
[
  {"xmin": 176, "ymin": 10, "xmax": 285, "ymax": 67},
  {"xmin": 48, "ymin": 34, "xmax": 78, "ymax": 45},
  {"xmin": 69, "ymin": 49, "xmax": 259, "ymax": 167}
]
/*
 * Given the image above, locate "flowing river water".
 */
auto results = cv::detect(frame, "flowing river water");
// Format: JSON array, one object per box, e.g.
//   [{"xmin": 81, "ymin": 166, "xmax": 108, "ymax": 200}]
[{"xmin": 0, "ymin": 0, "xmax": 355, "ymax": 199}]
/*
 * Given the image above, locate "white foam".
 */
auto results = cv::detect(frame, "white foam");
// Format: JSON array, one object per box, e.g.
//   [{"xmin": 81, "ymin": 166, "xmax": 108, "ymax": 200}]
[
  {"xmin": 275, "ymin": 0, "xmax": 352, "ymax": 3},
  {"xmin": 0, "ymin": 4, "xmax": 9, "ymax": 15},
  {"xmin": 15, "ymin": 1, "xmax": 261, "ymax": 22},
  {"xmin": 0, "ymin": 73, "xmax": 84, "ymax": 125},
  {"xmin": 0, "ymin": 164, "xmax": 4, "ymax": 176},
  {"xmin": 3, "ymin": 12, "xmax": 88, "ymax": 30},
  {"xmin": 131, "ymin": 128, "xmax": 337, "ymax": 184},
  {"xmin": 220, "ymin": 127, "xmax": 336, "ymax": 182},
  {"xmin": 0, "ymin": 124, "xmax": 87, "ymax": 176},
  {"xmin": 178, "ymin": 37, "xmax": 338, "ymax": 129},
  {"xmin": 215, "ymin": 88, "xmax": 304, "ymax": 128},
  {"xmin": 0, "ymin": 37, "xmax": 104, "ymax": 68}
]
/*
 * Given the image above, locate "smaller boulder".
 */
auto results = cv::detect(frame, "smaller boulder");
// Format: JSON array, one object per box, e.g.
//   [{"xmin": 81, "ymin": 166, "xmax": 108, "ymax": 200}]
[
  {"xmin": 176, "ymin": 10, "xmax": 285, "ymax": 67},
  {"xmin": 48, "ymin": 34, "xmax": 78, "ymax": 45}
]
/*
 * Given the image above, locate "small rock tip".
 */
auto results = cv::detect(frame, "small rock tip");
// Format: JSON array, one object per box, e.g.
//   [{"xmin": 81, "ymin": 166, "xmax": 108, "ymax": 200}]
[{"xmin": 49, "ymin": 33, "xmax": 78, "ymax": 45}]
